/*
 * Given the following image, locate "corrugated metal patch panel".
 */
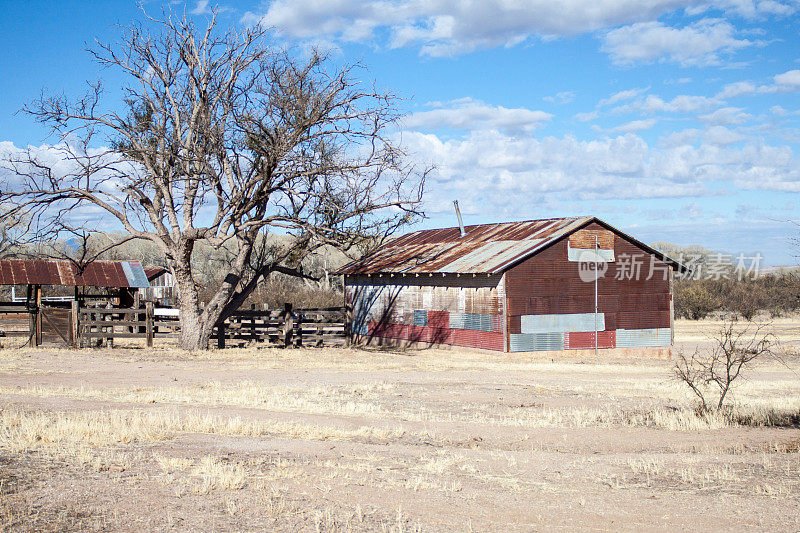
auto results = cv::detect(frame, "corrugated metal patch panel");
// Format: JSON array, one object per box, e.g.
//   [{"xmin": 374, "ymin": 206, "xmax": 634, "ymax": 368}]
[
  {"xmin": 564, "ymin": 330, "xmax": 616, "ymax": 349},
  {"xmin": 520, "ymin": 313, "xmax": 605, "ymax": 334},
  {"xmin": 509, "ymin": 333, "xmax": 564, "ymax": 352},
  {"xmin": 615, "ymin": 328, "xmax": 671, "ymax": 347}
]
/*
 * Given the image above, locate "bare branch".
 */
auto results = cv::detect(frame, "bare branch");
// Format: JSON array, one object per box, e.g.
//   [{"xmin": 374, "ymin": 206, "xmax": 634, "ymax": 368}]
[{"xmin": 1, "ymin": 8, "xmax": 426, "ymax": 349}]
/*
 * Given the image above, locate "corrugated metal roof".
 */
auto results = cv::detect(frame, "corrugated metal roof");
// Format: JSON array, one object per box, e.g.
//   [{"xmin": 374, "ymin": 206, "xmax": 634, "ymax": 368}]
[
  {"xmin": 336, "ymin": 216, "xmax": 685, "ymax": 275},
  {"xmin": 0, "ymin": 259, "xmax": 151, "ymax": 288},
  {"xmin": 337, "ymin": 217, "xmax": 590, "ymax": 274},
  {"xmin": 144, "ymin": 266, "xmax": 168, "ymax": 281}
]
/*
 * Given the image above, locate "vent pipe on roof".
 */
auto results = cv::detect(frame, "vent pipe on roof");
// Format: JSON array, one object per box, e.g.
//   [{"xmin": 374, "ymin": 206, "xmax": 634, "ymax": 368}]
[{"xmin": 453, "ymin": 200, "xmax": 466, "ymax": 238}]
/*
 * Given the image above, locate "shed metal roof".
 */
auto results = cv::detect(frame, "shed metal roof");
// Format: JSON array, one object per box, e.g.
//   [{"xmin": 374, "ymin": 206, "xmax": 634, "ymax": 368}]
[
  {"xmin": 144, "ymin": 266, "xmax": 169, "ymax": 281},
  {"xmin": 336, "ymin": 216, "xmax": 684, "ymax": 275},
  {"xmin": 0, "ymin": 259, "xmax": 151, "ymax": 288}
]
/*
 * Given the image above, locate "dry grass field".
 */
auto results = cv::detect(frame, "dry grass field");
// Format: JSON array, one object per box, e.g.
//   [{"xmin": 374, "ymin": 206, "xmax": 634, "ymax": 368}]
[{"xmin": 1, "ymin": 318, "xmax": 799, "ymax": 531}]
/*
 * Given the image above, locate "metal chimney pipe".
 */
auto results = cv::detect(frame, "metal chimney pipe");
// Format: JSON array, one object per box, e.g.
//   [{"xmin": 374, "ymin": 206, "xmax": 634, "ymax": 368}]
[{"xmin": 453, "ymin": 200, "xmax": 466, "ymax": 238}]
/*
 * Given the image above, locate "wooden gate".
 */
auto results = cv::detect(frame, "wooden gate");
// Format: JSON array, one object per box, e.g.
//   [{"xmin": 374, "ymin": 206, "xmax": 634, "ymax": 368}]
[{"xmin": 39, "ymin": 305, "xmax": 74, "ymax": 347}]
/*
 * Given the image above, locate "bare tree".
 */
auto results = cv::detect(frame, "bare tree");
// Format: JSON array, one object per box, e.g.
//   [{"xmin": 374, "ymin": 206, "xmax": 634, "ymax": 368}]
[
  {"xmin": 0, "ymin": 207, "xmax": 29, "ymax": 259},
  {"xmin": 673, "ymin": 319, "xmax": 775, "ymax": 412},
  {"xmin": 0, "ymin": 10, "xmax": 425, "ymax": 349}
]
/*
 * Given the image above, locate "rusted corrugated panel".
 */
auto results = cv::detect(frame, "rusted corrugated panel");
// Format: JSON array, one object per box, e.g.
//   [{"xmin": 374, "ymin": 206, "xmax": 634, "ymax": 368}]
[
  {"xmin": 0, "ymin": 259, "xmax": 150, "ymax": 288},
  {"xmin": 564, "ymin": 331, "xmax": 616, "ymax": 349},
  {"xmin": 568, "ymin": 229, "xmax": 614, "ymax": 249},
  {"xmin": 56, "ymin": 261, "xmax": 77, "ymax": 286},
  {"xmin": 337, "ymin": 216, "xmax": 592, "ymax": 275},
  {"xmin": 505, "ymin": 222, "xmax": 673, "ymax": 343},
  {"xmin": 337, "ymin": 216, "xmax": 685, "ymax": 276},
  {"xmin": 368, "ymin": 322, "xmax": 458, "ymax": 346},
  {"xmin": 427, "ymin": 310, "xmax": 450, "ymax": 328},
  {"xmin": 451, "ymin": 329, "xmax": 504, "ymax": 351}
]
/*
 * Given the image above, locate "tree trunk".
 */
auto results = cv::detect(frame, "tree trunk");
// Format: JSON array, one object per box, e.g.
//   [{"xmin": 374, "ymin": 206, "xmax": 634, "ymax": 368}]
[
  {"xmin": 173, "ymin": 252, "xmax": 218, "ymax": 351},
  {"xmin": 178, "ymin": 304, "xmax": 212, "ymax": 350}
]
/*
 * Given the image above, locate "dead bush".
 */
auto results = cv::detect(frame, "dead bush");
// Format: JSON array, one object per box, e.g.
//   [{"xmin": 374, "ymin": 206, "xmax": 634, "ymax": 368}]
[{"xmin": 673, "ymin": 319, "xmax": 775, "ymax": 413}]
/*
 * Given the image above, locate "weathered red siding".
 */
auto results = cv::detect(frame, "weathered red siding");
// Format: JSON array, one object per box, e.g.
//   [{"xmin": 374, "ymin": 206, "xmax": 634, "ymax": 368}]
[
  {"xmin": 505, "ymin": 222, "xmax": 672, "ymax": 342},
  {"xmin": 346, "ymin": 221, "xmax": 674, "ymax": 353}
]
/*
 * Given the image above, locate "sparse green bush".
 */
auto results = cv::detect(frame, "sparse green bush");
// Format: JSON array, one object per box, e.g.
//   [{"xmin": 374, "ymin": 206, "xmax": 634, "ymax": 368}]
[
  {"xmin": 675, "ymin": 281, "xmax": 719, "ymax": 320},
  {"xmin": 674, "ymin": 273, "xmax": 800, "ymax": 321},
  {"xmin": 723, "ymin": 281, "xmax": 766, "ymax": 320}
]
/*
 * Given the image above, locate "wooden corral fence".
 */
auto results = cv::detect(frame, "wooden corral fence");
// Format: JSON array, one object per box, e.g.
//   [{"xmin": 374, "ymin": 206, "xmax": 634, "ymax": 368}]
[
  {"xmin": 77, "ymin": 302, "xmax": 178, "ymax": 348},
  {"xmin": 75, "ymin": 302, "xmax": 347, "ymax": 349},
  {"xmin": 216, "ymin": 304, "xmax": 346, "ymax": 348},
  {"xmin": 0, "ymin": 301, "xmax": 75, "ymax": 347}
]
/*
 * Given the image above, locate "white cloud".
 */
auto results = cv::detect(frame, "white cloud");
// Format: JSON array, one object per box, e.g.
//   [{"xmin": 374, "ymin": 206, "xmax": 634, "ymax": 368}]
[
  {"xmin": 244, "ymin": 0, "xmax": 696, "ymax": 56},
  {"xmin": 774, "ymin": 69, "xmax": 800, "ymax": 87},
  {"xmin": 601, "ymin": 19, "xmax": 753, "ymax": 66},
  {"xmin": 191, "ymin": 1, "xmax": 233, "ymax": 16},
  {"xmin": 607, "ymin": 119, "xmax": 659, "ymax": 132},
  {"xmin": 679, "ymin": 201, "xmax": 703, "ymax": 218},
  {"xmin": 717, "ymin": 69, "xmax": 800, "ymax": 98},
  {"xmin": 696, "ymin": 0, "xmax": 800, "ymax": 18},
  {"xmin": 402, "ymin": 98, "xmax": 552, "ymax": 133},
  {"xmin": 769, "ymin": 105, "xmax": 800, "ymax": 117},
  {"xmin": 191, "ymin": 0, "xmax": 211, "ymax": 15},
  {"xmin": 599, "ymin": 87, "xmax": 649, "ymax": 106},
  {"xmin": 543, "ymin": 91, "xmax": 576, "ymax": 104},
  {"xmin": 612, "ymin": 94, "xmax": 720, "ymax": 114},
  {"xmin": 703, "ymin": 125, "xmax": 747, "ymax": 144},
  {"xmin": 398, "ymin": 127, "xmax": 800, "ymax": 221},
  {"xmin": 659, "ymin": 129, "xmax": 701, "ymax": 147},
  {"xmin": 716, "ymin": 80, "xmax": 759, "ymax": 98},
  {"xmin": 574, "ymin": 111, "xmax": 600, "ymax": 122},
  {"xmin": 697, "ymin": 106, "xmax": 752, "ymax": 124}
]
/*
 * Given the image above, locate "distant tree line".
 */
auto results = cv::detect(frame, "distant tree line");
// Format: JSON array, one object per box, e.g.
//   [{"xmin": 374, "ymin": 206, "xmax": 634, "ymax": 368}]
[
  {"xmin": 3, "ymin": 230, "xmax": 347, "ymax": 309},
  {"xmin": 653, "ymin": 242, "xmax": 800, "ymax": 320}
]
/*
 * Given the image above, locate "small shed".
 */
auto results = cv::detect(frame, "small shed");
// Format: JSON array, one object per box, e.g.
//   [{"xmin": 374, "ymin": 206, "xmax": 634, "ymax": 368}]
[
  {"xmin": 142, "ymin": 266, "xmax": 176, "ymax": 305},
  {"xmin": 336, "ymin": 217, "xmax": 684, "ymax": 353},
  {"xmin": 0, "ymin": 259, "xmax": 150, "ymax": 303},
  {"xmin": 0, "ymin": 259, "xmax": 150, "ymax": 346}
]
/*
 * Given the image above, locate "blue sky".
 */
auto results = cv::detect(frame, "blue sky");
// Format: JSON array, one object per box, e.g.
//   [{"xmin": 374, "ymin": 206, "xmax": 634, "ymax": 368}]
[{"xmin": 1, "ymin": 1, "xmax": 799, "ymax": 263}]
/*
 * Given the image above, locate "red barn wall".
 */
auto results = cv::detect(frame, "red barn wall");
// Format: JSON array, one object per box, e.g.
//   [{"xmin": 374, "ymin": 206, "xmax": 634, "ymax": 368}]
[{"xmin": 504, "ymin": 222, "xmax": 673, "ymax": 351}]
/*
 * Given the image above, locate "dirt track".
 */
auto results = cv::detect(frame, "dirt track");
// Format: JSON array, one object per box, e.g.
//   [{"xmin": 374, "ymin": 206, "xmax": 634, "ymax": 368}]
[{"xmin": 1, "ymin": 319, "xmax": 799, "ymax": 531}]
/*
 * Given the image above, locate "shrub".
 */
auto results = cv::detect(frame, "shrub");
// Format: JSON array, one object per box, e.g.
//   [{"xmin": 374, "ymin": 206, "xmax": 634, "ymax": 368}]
[
  {"xmin": 673, "ymin": 319, "xmax": 775, "ymax": 412},
  {"xmin": 675, "ymin": 281, "xmax": 719, "ymax": 320}
]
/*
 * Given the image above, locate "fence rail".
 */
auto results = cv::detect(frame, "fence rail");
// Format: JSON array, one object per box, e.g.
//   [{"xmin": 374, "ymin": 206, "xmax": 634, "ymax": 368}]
[
  {"xmin": 213, "ymin": 304, "xmax": 346, "ymax": 348},
  {"xmin": 76, "ymin": 302, "xmax": 346, "ymax": 348},
  {"xmin": 1, "ymin": 300, "xmax": 348, "ymax": 349}
]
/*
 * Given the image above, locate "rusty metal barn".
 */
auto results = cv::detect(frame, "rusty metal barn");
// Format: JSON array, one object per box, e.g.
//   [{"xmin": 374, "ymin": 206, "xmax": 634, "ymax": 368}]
[{"xmin": 337, "ymin": 217, "xmax": 684, "ymax": 353}]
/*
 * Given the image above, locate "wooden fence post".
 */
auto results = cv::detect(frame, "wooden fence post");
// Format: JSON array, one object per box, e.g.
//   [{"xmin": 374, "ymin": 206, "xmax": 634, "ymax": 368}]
[
  {"xmin": 28, "ymin": 308, "xmax": 36, "ymax": 348},
  {"xmin": 78, "ymin": 305, "xmax": 85, "ymax": 349},
  {"xmin": 145, "ymin": 302, "xmax": 153, "ymax": 348},
  {"xmin": 283, "ymin": 303, "xmax": 293, "ymax": 348},
  {"xmin": 70, "ymin": 300, "xmax": 79, "ymax": 348},
  {"xmin": 105, "ymin": 301, "xmax": 113, "ymax": 348},
  {"xmin": 344, "ymin": 304, "xmax": 353, "ymax": 347},
  {"xmin": 216, "ymin": 320, "xmax": 225, "ymax": 349},
  {"xmin": 296, "ymin": 309, "xmax": 303, "ymax": 347},
  {"xmin": 250, "ymin": 304, "xmax": 257, "ymax": 342},
  {"xmin": 34, "ymin": 285, "xmax": 42, "ymax": 346}
]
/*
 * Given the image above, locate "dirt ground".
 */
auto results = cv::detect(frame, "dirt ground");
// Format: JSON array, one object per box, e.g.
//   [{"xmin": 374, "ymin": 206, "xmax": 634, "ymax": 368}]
[{"xmin": 1, "ymin": 318, "xmax": 799, "ymax": 531}]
